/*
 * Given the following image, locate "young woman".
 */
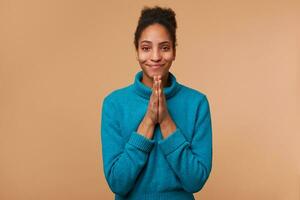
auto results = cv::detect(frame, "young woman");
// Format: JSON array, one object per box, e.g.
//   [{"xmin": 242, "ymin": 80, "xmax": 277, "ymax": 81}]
[{"xmin": 101, "ymin": 6, "xmax": 213, "ymax": 200}]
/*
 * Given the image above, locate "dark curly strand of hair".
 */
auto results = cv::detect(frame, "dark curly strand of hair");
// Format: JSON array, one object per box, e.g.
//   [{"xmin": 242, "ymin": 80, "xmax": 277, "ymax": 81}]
[{"xmin": 134, "ymin": 6, "xmax": 177, "ymax": 50}]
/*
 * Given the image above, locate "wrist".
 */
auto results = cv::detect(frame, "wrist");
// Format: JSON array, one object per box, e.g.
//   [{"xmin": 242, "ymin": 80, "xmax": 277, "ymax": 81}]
[
  {"xmin": 160, "ymin": 115, "xmax": 177, "ymax": 138},
  {"xmin": 160, "ymin": 115, "xmax": 172, "ymax": 128},
  {"xmin": 137, "ymin": 117, "xmax": 155, "ymax": 139},
  {"xmin": 143, "ymin": 116, "xmax": 155, "ymax": 127}
]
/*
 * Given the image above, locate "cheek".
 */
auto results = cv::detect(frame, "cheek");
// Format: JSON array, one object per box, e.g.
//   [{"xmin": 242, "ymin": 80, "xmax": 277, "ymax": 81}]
[
  {"xmin": 137, "ymin": 52, "xmax": 149, "ymax": 63},
  {"xmin": 164, "ymin": 53, "xmax": 175, "ymax": 61}
]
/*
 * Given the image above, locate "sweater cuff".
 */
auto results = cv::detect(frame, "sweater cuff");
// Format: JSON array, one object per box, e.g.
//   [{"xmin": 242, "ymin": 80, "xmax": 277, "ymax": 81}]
[
  {"xmin": 127, "ymin": 131, "xmax": 155, "ymax": 153},
  {"xmin": 158, "ymin": 128, "xmax": 187, "ymax": 155}
]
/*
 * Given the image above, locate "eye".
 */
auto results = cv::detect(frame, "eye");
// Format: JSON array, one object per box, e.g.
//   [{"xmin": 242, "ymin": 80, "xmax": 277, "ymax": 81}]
[
  {"xmin": 162, "ymin": 46, "xmax": 170, "ymax": 51},
  {"xmin": 141, "ymin": 46, "xmax": 150, "ymax": 51}
]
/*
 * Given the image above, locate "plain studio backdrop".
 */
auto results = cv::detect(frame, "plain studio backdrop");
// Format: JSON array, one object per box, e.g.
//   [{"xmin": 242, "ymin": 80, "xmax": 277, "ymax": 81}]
[{"xmin": 0, "ymin": 0, "xmax": 299, "ymax": 199}]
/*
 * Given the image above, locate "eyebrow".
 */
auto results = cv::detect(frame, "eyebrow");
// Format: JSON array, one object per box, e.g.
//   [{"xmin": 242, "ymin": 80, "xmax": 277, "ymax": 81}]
[{"xmin": 140, "ymin": 40, "xmax": 170, "ymax": 45}]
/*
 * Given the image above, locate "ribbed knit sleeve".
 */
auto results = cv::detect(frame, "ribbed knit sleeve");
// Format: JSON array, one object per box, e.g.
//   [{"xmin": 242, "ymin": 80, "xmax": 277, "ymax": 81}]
[
  {"xmin": 158, "ymin": 95, "xmax": 213, "ymax": 193},
  {"xmin": 101, "ymin": 97, "xmax": 155, "ymax": 196}
]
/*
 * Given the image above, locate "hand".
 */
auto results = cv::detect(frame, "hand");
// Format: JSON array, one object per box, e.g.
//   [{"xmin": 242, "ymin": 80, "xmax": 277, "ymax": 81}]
[
  {"xmin": 138, "ymin": 75, "xmax": 176, "ymax": 139},
  {"xmin": 156, "ymin": 75, "xmax": 170, "ymax": 124},
  {"xmin": 143, "ymin": 75, "xmax": 160, "ymax": 126},
  {"xmin": 156, "ymin": 75, "xmax": 177, "ymax": 138},
  {"xmin": 137, "ymin": 77, "xmax": 159, "ymax": 139}
]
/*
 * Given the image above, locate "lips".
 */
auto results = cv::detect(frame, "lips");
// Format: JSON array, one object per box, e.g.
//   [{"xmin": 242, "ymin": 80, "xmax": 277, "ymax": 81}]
[{"xmin": 148, "ymin": 64, "xmax": 164, "ymax": 69}]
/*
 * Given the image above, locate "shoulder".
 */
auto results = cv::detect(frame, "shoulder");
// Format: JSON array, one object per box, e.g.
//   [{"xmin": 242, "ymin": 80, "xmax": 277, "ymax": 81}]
[
  {"xmin": 178, "ymin": 84, "xmax": 212, "ymax": 121},
  {"xmin": 178, "ymin": 83, "xmax": 208, "ymax": 103},
  {"xmin": 101, "ymin": 84, "xmax": 133, "ymax": 107}
]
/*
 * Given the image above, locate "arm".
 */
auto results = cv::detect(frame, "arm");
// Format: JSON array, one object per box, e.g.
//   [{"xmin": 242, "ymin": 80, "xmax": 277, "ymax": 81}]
[
  {"xmin": 101, "ymin": 98, "xmax": 155, "ymax": 196},
  {"xmin": 157, "ymin": 95, "xmax": 213, "ymax": 193}
]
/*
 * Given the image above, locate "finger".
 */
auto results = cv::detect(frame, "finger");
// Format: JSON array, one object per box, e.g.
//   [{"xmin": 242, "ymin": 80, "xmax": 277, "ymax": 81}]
[
  {"xmin": 157, "ymin": 80, "xmax": 159, "ymax": 94},
  {"xmin": 155, "ymin": 81, "xmax": 158, "ymax": 96},
  {"xmin": 152, "ymin": 78, "xmax": 157, "ymax": 95},
  {"xmin": 154, "ymin": 82, "xmax": 159, "ymax": 112},
  {"xmin": 158, "ymin": 79, "xmax": 162, "ymax": 91},
  {"xmin": 158, "ymin": 89, "xmax": 161, "ymax": 105},
  {"xmin": 159, "ymin": 81, "xmax": 165, "ymax": 105},
  {"xmin": 153, "ymin": 83, "xmax": 158, "ymax": 108},
  {"xmin": 157, "ymin": 81, "xmax": 160, "ymax": 99},
  {"xmin": 151, "ymin": 81, "xmax": 157, "ymax": 107},
  {"xmin": 152, "ymin": 76, "xmax": 156, "ymax": 89},
  {"xmin": 156, "ymin": 81, "xmax": 159, "ymax": 106},
  {"xmin": 157, "ymin": 81, "xmax": 161, "ymax": 104},
  {"xmin": 153, "ymin": 83, "xmax": 158, "ymax": 111},
  {"xmin": 151, "ymin": 83, "xmax": 155, "ymax": 94},
  {"xmin": 158, "ymin": 80, "xmax": 162, "ymax": 99}
]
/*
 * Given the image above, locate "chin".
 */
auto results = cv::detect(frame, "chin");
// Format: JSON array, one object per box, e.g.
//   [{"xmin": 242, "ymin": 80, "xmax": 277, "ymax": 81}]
[{"xmin": 149, "ymin": 71, "xmax": 164, "ymax": 78}]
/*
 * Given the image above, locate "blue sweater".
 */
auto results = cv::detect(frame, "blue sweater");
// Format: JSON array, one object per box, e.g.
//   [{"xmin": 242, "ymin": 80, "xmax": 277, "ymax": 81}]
[{"xmin": 101, "ymin": 70, "xmax": 213, "ymax": 200}]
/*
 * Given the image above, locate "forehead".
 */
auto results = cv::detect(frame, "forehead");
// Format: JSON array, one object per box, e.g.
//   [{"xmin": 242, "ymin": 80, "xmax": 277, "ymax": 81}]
[{"xmin": 139, "ymin": 23, "xmax": 171, "ymax": 44}]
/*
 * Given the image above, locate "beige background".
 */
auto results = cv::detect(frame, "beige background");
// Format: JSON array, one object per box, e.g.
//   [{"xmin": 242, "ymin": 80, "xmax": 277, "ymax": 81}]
[{"xmin": 1, "ymin": 0, "xmax": 299, "ymax": 199}]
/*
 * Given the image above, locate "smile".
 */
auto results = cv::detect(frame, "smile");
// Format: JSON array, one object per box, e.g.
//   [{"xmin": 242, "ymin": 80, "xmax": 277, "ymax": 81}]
[{"xmin": 148, "ymin": 64, "xmax": 164, "ymax": 69}]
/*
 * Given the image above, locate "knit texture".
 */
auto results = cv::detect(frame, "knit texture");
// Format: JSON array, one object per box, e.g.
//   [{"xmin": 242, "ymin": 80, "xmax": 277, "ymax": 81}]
[{"xmin": 101, "ymin": 70, "xmax": 213, "ymax": 200}]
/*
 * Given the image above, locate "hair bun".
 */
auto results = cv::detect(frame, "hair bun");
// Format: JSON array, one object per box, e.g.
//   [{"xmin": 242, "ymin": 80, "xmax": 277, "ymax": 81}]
[{"xmin": 140, "ymin": 6, "xmax": 177, "ymax": 30}]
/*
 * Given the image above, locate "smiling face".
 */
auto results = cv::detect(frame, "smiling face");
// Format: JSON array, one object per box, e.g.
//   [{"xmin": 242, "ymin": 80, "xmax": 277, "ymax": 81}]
[{"xmin": 136, "ymin": 23, "xmax": 176, "ymax": 88}]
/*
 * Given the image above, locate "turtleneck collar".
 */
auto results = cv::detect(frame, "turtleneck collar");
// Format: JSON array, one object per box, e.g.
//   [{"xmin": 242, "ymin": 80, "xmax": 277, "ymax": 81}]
[{"xmin": 133, "ymin": 70, "xmax": 181, "ymax": 100}]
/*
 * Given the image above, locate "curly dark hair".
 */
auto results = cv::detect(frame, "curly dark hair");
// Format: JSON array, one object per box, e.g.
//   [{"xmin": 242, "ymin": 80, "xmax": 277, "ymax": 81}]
[{"xmin": 134, "ymin": 6, "xmax": 177, "ymax": 51}]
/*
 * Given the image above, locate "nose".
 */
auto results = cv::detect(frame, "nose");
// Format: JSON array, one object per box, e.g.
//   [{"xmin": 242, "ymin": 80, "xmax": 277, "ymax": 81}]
[{"xmin": 150, "ymin": 48, "xmax": 162, "ymax": 62}]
